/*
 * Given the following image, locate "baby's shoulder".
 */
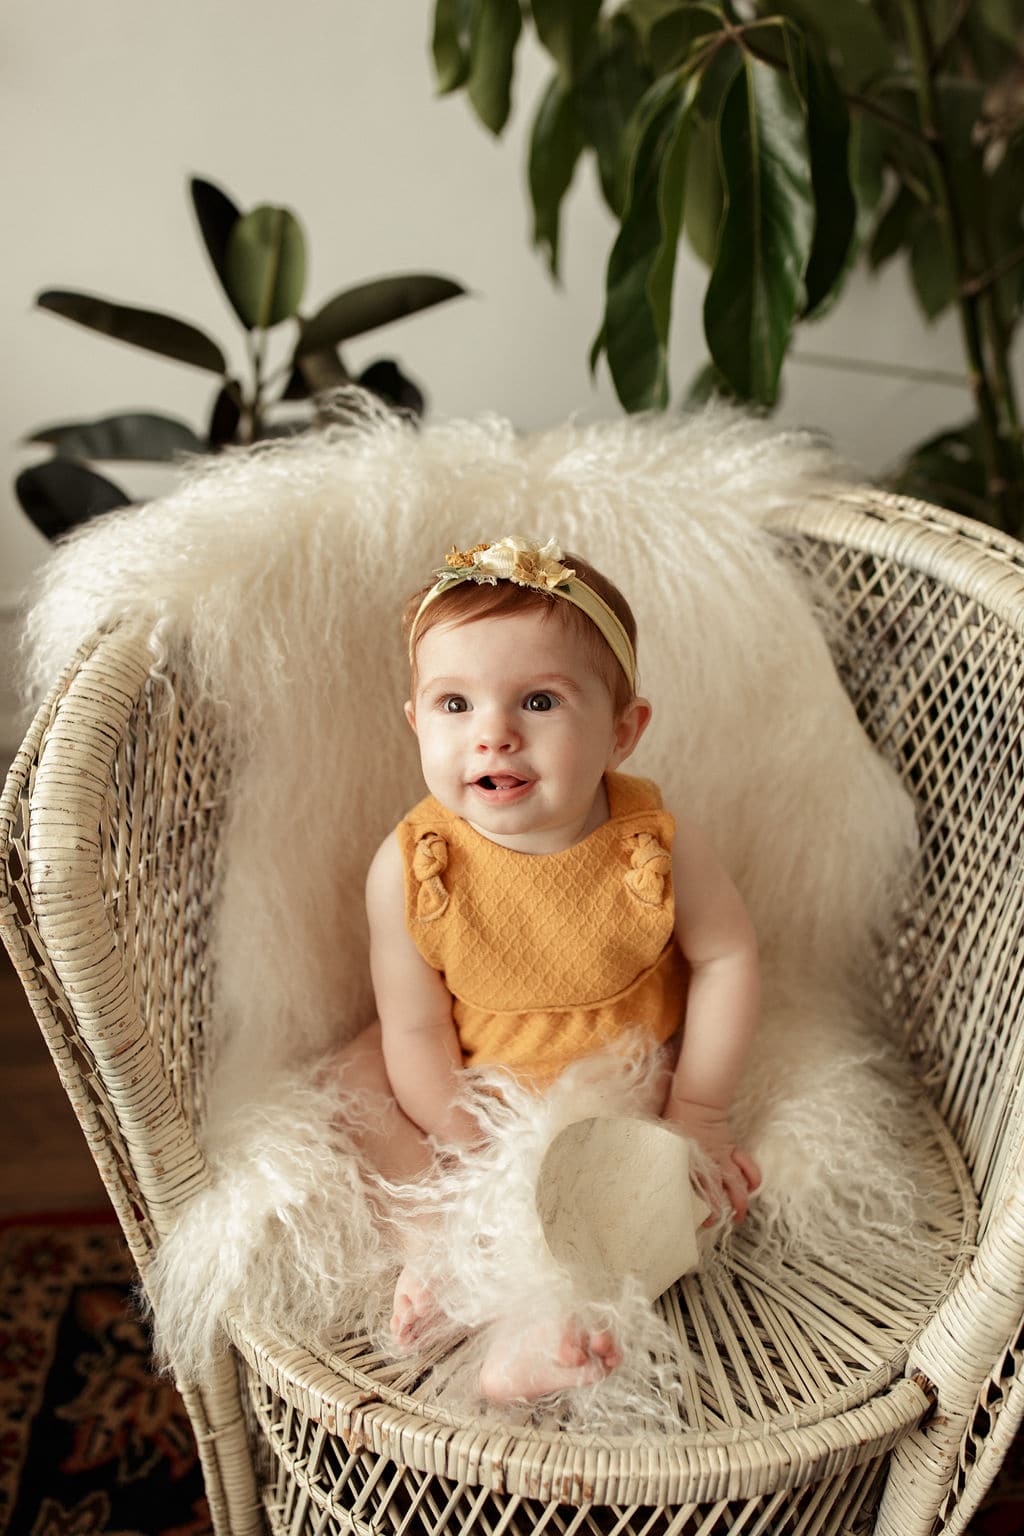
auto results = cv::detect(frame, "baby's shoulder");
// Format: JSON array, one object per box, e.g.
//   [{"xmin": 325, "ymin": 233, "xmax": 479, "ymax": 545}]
[{"xmin": 607, "ymin": 770, "xmax": 666, "ymax": 818}]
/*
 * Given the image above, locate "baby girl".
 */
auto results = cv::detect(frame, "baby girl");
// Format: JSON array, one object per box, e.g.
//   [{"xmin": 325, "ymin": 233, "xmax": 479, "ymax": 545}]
[{"xmin": 337, "ymin": 537, "xmax": 761, "ymax": 1401}]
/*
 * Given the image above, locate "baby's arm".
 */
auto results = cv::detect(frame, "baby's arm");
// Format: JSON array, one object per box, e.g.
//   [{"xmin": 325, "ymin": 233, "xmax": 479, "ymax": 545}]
[
  {"xmin": 665, "ymin": 815, "xmax": 761, "ymax": 1220},
  {"xmin": 366, "ymin": 832, "xmax": 477, "ymax": 1147}
]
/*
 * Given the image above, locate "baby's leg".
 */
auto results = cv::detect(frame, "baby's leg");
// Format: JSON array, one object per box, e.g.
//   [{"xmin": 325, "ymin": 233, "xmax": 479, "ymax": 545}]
[
  {"xmin": 325, "ymin": 1023, "xmax": 447, "ymax": 1348},
  {"xmin": 479, "ymin": 1318, "xmax": 623, "ymax": 1403}
]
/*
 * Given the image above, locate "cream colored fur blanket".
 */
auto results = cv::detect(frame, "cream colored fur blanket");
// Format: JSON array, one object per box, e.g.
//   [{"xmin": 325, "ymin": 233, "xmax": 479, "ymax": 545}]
[{"xmin": 22, "ymin": 400, "xmax": 935, "ymax": 1417}]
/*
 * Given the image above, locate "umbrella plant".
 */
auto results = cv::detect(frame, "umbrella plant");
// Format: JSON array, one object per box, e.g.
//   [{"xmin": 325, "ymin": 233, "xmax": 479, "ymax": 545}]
[
  {"xmin": 431, "ymin": 0, "xmax": 1024, "ymax": 535},
  {"xmin": 17, "ymin": 176, "xmax": 467, "ymax": 538}
]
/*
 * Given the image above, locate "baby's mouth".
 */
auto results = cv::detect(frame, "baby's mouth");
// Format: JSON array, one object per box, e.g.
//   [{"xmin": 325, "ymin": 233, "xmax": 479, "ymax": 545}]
[{"xmin": 474, "ymin": 774, "xmax": 529, "ymax": 792}]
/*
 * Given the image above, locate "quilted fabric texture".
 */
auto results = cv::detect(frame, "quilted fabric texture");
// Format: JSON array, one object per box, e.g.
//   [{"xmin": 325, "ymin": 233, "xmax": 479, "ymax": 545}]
[{"xmin": 397, "ymin": 772, "xmax": 688, "ymax": 1080}]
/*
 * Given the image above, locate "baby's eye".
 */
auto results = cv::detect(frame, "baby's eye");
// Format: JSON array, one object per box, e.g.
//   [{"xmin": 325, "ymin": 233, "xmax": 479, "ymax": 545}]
[
  {"xmin": 524, "ymin": 692, "xmax": 558, "ymax": 712},
  {"xmin": 441, "ymin": 695, "xmax": 470, "ymax": 713}
]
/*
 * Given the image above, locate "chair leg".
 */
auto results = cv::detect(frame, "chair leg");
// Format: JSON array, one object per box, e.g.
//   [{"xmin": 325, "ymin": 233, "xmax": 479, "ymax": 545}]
[{"xmin": 178, "ymin": 1356, "xmax": 264, "ymax": 1535}]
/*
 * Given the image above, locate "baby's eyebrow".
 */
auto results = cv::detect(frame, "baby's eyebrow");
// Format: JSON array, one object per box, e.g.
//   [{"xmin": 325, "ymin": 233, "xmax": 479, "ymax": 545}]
[{"xmin": 418, "ymin": 673, "xmax": 583, "ymax": 697}]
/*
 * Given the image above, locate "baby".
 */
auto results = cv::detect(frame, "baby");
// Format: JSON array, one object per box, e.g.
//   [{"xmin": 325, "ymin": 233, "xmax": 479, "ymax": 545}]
[{"xmin": 339, "ymin": 537, "xmax": 761, "ymax": 1401}]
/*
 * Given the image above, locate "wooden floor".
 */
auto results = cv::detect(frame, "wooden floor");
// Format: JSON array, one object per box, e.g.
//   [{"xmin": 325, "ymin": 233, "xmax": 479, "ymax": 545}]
[{"xmin": 0, "ymin": 945, "xmax": 107, "ymax": 1217}]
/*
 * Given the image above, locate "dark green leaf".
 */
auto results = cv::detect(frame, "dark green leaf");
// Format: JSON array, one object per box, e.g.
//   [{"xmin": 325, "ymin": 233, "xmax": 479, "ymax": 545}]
[
  {"xmin": 984, "ymin": 137, "xmax": 1024, "ymax": 329},
  {"xmin": 867, "ymin": 183, "xmax": 918, "ymax": 271},
  {"xmin": 703, "ymin": 56, "xmax": 815, "ymax": 404},
  {"xmin": 298, "ymin": 349, "xmax": 352, "ymax": 394},
  {"xmin": 685, "ymin": 358, "xmax": 736, "ymax": 404},
  {"xmin": 604, "ymin": 77, "xmax": 694, "ymax": 410},
  {"xmin": 530, "ymin": 0, "xmax": 602, "ymax": 82},
  {"xmin": 529, "ymin": 75, "xmax": 586, "ymax": 277},
  {"xmin": 618, "ymin": 0, "xmax": 688, "ymax": 40},
  {"xmin": 358, "ymin": 358, "xmax": 426, "ymax": 417},
  {"xmin": 190, "ymin": 176, "xmax": 247, "ymax": 324},
  {"xmin": 757, "ymin": 0, "xmax": 893, "ymax": 91},
  {"xmin": 224, "ymin": 206, "xmax": 307, "ymax": 330},
  {"xmin": 848, "ymin": 111, "xmax": 887, "ymax": 245},
  {"xmin": 37, "ymin": 290, "xmax": 227, "ymax": 374},
  {"xmin": 889, "ymin": 420, "xmax": 997, "ymax": 524},
  {"xmin": 433, "ymin": 0, "xmax": 473, "ymax": 92},
  {"xmin": 803, "ymin": 46, "xmax": 856, "ymax": 315},
  {"xmin": 648, "ymin": 5, "xmax": 725, "ymax": 75},
  {"xmin": 683, "ymin": 113, "xmax": 724, "ymax": 265},
  {"xmin": 909, "ymin": 207, "xmax": 958, "ymax": 319},
  {"xmin": 297, "ymin": 275, "xmax": 467, "ymax": 356},
  {"xmin": 25, "ymin": 411, "xmax": 204, "ymax": 462},
  {"xmin": 16, "ymin": 459, "xmax": 131, "ymax": 540},
  {"xmin": 467, "ymin": 0, "xmax": 522, "ymax": 134},
  {"xmin": 208, "ymin": 381, "xmax": 243, "ymax": 448},
  {"xmin": 589, "ymin": 320, "xmax": 606, "ymax": 376},
  {"xmin": 574, "ymin": 17, "xmax": 653, "ymax": 215},
  {"xmin": 976, "ymin": 0, "xmax": 1024, "ymax": 47}
]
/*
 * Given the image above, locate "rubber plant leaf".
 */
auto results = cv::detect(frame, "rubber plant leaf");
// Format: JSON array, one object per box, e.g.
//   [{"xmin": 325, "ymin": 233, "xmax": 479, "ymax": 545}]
[
  {"xmin": 296, "ymin": 275, "xmax": 466, "ymax": 356},
  {"xmin": 802, "ymin": 43, "xmax": 856, "ymax": 316},
  {"xmin": 604, "ymin": 75, "xmax": 695, "ymax": 411},
  {"xmin": 529, "ymin": 75, "xmax": 586, "ymax": 278},
  {"xmin": 224, "ymin": 205, "xmax": 307, "ymax": 330},
  {"xmin": 890, "ymin": 419, "xmax": 995, "ymax": 525},
  {"xmin": 703, "ymin": 55, "xmax": 815, "ymax": 405},
  {"xmin": 433, "ymin": 0, "xmax": 473, "ymax": 92},
  {"xmin": 467, "ymin": 0, "xmax": 522, "ymax": 134},
  {"xmin": 357, "ymin": 359, "xmax": 426, "ymax": 417},
  {"xmin": 574, "ymin": 17, "xmax": 653, "ymax": 216},
  {"xmin": 646, "ymin": 4, "xmax": 726, "ymax": 75},
  {"xmin": 16, "ymin": 459, "xmax": 131, "ymax": 540},
  {"xmin": 529, "ymin": 0, "xmax": 602, "ymax": 84},
  {"xmin": 25, "ymin": 411, "xmax": 205, "ymax": 462},
  {"xmin": 189, "ymin": 176, "xmax": 248, "ymax": 327},
  {"xmin": 760, "ymin": 0, "xmax": 893, "ymax": 92},
  {"xmin": 37, "ymin": 290, "xmax": 227, "ymax": 374},
  {"xmin": 909, "ymin": 206, "xmax": 958, "ymax": 320},
  {"xmin": 208, "ymin": 380, "xmax": 243, "ymax": 448}
]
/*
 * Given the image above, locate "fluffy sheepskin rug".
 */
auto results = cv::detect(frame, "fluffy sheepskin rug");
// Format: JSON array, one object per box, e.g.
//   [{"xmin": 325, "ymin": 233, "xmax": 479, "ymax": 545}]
[{"xmin": 21, "ymin": 398, "xmax": 937, "ymax": 1413}]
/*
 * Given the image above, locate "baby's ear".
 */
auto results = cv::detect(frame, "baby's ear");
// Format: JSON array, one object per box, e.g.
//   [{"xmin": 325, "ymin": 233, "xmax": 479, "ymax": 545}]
[
  {"xmin": 610, "ymin": 697, "xmax": 652, "ymax": 767},
  {"xmin": 404, "ymin": 701, "xmax": 418, "ymax": 735}
]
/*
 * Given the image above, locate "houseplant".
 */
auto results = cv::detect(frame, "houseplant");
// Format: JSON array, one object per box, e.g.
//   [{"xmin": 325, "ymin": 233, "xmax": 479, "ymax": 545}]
[
  {"xmin": 431, "ymin": 0, "xmax": 1024, "ymax": 534},
  {"xmin": 17, "ymin": 175, "xmax": 467, "ymax": 538}
]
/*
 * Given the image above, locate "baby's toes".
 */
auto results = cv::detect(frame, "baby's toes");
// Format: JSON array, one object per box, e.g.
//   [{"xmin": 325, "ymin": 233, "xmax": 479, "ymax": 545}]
[
  {"xmin": 589, "ymin": 1329, "xmax": 622, "ymax": 1369},
  {"xmin": 556, "ymin": 1321, "xmax": 589, "ymax": 1368}
]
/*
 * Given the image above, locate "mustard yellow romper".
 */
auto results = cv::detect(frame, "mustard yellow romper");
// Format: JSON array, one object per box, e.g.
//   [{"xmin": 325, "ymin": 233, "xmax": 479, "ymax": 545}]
[{"xmin": 396, "ymin": 772, "xmax": 688, "ymax": 1086}]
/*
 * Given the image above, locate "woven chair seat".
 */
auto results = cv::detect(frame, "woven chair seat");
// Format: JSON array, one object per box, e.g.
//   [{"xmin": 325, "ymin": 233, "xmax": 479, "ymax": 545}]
[
  {"xmin": 3, "ymin": 486, "xmax": 1024, "ymax": 1536},
  {"xmin": 225, "ymin": 1099, "xmax": 971, "ymax": 1526}
]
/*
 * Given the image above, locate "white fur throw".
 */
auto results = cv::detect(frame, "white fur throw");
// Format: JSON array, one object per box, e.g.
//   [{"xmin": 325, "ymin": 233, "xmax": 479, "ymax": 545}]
[{"xmin": 22, "ymin": 400, "xmax": 934, "ymax": 1403}]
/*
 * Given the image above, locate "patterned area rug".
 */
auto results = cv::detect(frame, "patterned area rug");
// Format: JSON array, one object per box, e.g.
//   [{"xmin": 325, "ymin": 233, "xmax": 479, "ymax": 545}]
[
  {"xmin": 0, "ymin": 1213, "xmax": 1021, "ymax": 1534},
  {"xmin": 0, "ymin": 1214, "xmax": 210, "ymax": 1536}
]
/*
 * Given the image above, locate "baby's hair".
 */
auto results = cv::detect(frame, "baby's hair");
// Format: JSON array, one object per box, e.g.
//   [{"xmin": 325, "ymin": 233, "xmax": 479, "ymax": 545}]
[{"xmin": 403, "ymin": 551, "xmax": 639, "ymax": 714}]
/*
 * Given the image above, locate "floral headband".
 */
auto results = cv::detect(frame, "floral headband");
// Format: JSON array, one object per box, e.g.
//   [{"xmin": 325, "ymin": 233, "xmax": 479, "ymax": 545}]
[{"xmin": 408, "ymin": 537, "xmax": 637, "ymax": 690}]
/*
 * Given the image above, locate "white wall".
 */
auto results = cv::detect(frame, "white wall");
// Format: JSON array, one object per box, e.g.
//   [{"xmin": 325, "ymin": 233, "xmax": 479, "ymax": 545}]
[{"xmin": 0, "ymin": 0, "xmax": 999, "ymax": 755}]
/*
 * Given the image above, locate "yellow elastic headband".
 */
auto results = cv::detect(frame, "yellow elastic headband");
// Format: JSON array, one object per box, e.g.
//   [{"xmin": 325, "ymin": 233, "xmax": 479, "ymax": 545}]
[{"xmin": 408, "ymin": 537, "xmax": 637, "ymax": 690}]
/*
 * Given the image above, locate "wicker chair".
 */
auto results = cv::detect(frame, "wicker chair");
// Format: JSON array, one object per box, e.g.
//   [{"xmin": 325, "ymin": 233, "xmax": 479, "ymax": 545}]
[{"xmin": 2, "ymin": 487, "xmax": 1023, "ymax": 1536}]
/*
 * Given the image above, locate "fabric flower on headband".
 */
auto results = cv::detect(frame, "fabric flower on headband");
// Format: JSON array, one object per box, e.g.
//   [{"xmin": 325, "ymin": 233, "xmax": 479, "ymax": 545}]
[
  {"xmin": 411, "ymin": 535, "xmax": 637, "ymax": 689},
  {"xmin": 444, "ymin": 537, "xmax": 575, "ymax": 592}
]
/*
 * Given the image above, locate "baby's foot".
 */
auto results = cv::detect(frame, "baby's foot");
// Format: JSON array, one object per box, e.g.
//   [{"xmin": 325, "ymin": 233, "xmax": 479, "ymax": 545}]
[
  {"xmin": 479, "ymin": 1318, "xmax": 622, "ymax": 1403},
  {"xmin": 390, "ymin": 1262, "xmax": 445, "ymax": 1352}
]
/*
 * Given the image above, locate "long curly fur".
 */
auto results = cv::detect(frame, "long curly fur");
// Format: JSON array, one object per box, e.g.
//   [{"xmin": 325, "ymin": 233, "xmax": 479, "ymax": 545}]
[{"xmin": 21, "ymin": 398, "xmax": 936, "ymax": 1414}]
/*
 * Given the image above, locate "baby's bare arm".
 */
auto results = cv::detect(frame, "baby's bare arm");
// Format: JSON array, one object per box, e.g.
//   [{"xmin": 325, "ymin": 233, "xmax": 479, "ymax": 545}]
[
  {"xmin": 666, "ymin": 816, "xmax": 761, "ymax": 1218},
  {"xmin": 366, "ymin": 832, "xmax": 477, "ymax": 1146}
]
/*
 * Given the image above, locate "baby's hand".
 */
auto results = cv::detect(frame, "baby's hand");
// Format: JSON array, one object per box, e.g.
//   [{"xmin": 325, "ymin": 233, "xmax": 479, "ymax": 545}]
[{"xmin": 662, "ymin": 1098, "xmax": 761, "ymax": 1223}]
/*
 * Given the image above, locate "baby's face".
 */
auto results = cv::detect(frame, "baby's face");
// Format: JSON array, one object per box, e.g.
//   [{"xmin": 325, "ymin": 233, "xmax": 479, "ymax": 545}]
[{"xmin": 407, "ymin": 609, "xmax": 642, "ymax": 853}]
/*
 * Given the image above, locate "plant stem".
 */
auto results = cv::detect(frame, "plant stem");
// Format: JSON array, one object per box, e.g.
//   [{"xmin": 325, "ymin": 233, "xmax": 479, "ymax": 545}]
[{"xmin": 899, "ymin": 0, "xmax": 1018, "ymax": 530}]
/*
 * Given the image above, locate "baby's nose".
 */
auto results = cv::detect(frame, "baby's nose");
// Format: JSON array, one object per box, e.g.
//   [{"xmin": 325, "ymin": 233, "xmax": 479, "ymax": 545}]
[{"xmin": 476, "ymin": 711, "xmax": 520, "ymax": 752}]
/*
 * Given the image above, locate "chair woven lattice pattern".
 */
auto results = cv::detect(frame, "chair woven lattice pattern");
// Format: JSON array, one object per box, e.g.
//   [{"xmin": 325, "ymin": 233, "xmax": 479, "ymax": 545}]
[{"xmin": 2, "ymin": 489, "xmax": 1023, "ymax": 1536}]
